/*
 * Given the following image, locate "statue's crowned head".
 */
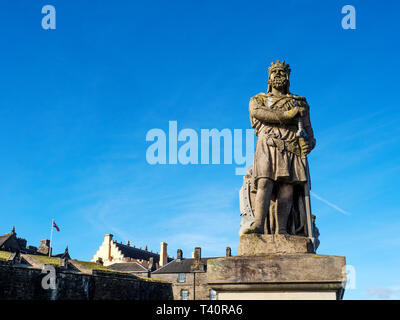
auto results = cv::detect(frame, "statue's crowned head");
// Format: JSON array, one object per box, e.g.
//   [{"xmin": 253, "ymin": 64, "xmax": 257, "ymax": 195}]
[{"xmin": 267, "ymin": 60, "xmax": 291, "ymax": 93}]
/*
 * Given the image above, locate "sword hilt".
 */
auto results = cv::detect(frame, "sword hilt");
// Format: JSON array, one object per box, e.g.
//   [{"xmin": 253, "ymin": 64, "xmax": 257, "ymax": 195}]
[{"xmin": 296, "ymin": 117, "xmax": 308, "ymax": 140}]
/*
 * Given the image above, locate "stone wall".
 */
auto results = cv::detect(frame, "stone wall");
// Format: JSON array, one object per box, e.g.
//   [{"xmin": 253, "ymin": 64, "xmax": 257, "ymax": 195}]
[{"xmin": 0, "ymin": 264, "xmax": 173, "ymax": 300}]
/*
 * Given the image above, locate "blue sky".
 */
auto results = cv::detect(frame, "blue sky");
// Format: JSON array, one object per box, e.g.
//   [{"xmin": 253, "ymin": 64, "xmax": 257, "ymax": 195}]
[{"xmin": 1, "ymin": 0, "xmax": 400, "ymax": 299}]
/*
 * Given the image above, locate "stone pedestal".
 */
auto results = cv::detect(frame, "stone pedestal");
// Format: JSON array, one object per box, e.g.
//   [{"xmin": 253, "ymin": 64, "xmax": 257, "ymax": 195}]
[
  {"xmin": 208, "ymin": 234, "xmax": 346, "ymax": 300},
  {"xmin": 207, "ymin": 254, "xmax": 346, "ymax": 300},
  {"xmin": 239, "ymin": 234, "xmax": 315, "ymax": 255}
]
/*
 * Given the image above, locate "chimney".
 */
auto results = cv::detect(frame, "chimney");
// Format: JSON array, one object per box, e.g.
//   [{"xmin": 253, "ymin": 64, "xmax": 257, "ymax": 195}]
[
  {"xmin": 104, "ymin": 234, "xmax": 113, "ymax": 261},
  {"xmin": 177, "ymin": 249, "xmax": 183, "ymax": 261},
  {"xmin": 127, "ymin": 240, "xmax": 130, "ymax": 246},
  {"xmin": 160, "ymin": 242, "xmax": 168, "ymax": 267},
  {"xmin": 226, "ymin": 247, "xmax": 232, "ymax": 257},
  {"xmin": 194, "ymin": 247, "xmax": 201, "ymax": 261},
  {"xmin": 191, "ymin": 247, "xmax": 204, "ymax": 272}
]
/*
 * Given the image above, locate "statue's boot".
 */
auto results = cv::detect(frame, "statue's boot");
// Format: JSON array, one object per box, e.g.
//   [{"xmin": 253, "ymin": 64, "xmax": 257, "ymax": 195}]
[
  {"xmin": 242, "ymin": 224, "xmax": 264, "ymax": 234},
  {"xmin": 242, "ymin": 215, "xmax": 265, "ymax": 234},
  {"xmin": 277, "ymin": 212, "xmax": 289, "ymax": 235}
]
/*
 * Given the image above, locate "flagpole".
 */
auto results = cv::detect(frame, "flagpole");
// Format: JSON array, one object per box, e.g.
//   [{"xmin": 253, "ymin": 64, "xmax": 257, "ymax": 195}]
[{"xmin": 49, "ymin": 218, "xmax": 54, "ymax": 257}]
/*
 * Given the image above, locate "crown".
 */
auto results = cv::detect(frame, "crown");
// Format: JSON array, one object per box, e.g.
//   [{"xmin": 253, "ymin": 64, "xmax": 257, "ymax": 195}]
[{"xmin": 268, "ymin": 60, "xmax": 291, "ymax": 74}]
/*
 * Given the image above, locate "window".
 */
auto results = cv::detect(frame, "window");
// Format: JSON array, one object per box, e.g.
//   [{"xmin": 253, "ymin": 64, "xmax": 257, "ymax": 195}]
[
  {"xmin": 180, "ymin": 289, "xmax": 189, "ymax": 300},
  {"xmin": 177, "ymin": 273, "xmax": 185, "ymax": 283},
  {"xmin": 209, "ymin": 289, "xmax": 217, "ymax": 300}
]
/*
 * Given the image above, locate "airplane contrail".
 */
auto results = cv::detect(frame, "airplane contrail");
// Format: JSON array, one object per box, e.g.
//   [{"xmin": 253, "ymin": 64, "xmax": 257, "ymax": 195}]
[{"xmin": 310, "ymin": 191, "xmax": 350, "ymax": 215}]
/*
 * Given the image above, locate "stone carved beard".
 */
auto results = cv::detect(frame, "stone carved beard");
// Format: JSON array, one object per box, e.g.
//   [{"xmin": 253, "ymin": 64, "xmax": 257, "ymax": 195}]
[{"xmin": 271, "ymin": 75, "xmax": 289, "ymax": 91}]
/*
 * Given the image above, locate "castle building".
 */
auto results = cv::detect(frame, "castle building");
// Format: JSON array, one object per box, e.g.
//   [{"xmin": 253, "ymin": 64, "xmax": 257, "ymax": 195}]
[
  {"xmin": 151, "ymin": 247, "xmax": 221, "ymax": 300},
  {"xmin": 0, "ymin": 227, "xmax": 69, "ymax": 258},
  {"xmin": 1, "ymin": 228, "xmax": 225, "ymax": 300},
  {"xmin": 0, "ymin": 227, "xmax": 24, "ymax": 253},
  {"xmin": 0, "ymin": 232, "xmax": 172, "ymax": 300},
  {"xmin": 91, "ymin": 234, "xmax": 225, "ymax": 300},
  {"xmin": 91, "ymin": 234, "xmax": 173, "ymax": 269}
]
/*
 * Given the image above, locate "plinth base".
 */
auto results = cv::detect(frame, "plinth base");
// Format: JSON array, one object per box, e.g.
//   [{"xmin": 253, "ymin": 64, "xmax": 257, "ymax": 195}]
[
  {"xmin": 207, "ymin": 254, "xmax": 346, "ymax": 300},
  {"xmin": 239, "ymin": 234, "xmax": 315, "ymax": 255}
]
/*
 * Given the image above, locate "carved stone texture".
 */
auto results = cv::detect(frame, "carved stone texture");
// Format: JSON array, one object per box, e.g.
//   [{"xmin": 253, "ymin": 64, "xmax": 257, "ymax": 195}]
[
  {"xmin": 242, "ymin": 60, "xmax": 317, "ymax": 239},
  {"xmin": 238, "ymin": 234, "xmax": 314, "ymax": 255},
  {"xmin": 207, "ymin": 254, "xmax": 346, "ymax": 300},
  {"xmin": 208, "ymin": 254, "xmax": 345, "ymax": 283}
]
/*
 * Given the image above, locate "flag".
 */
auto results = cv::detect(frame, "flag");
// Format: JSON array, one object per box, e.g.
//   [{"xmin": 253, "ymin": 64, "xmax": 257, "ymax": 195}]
[{"xmin": 53, "ymin": 221, "xmax": 60, "ymax": 232}]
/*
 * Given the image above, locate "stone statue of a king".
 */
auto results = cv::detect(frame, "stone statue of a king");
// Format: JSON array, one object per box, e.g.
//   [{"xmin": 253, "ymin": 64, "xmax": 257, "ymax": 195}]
[
  {"xmin": 208, "ymin": 62, "xmax": 345, "ymax": 300},
  {"xmin": 240, "ymin": 60, "xmax": 317, "ymax": 241}
]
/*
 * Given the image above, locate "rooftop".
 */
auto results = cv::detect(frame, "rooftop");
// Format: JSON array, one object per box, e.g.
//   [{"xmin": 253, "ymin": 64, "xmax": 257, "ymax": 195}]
[
  {"xmin": 108, "ymin": 262, "xmax": 148, "ymax": 273},
  {"xmin": 152, "ymin": 257, "xmax": 213, "ymax": 274},
  {"xmin": 0, "ymin": 232, "xmax": 13, "ymax": 248},
  {"xmin": 114, "ymin": 242, "xmax": 173, "ymax": 263}
]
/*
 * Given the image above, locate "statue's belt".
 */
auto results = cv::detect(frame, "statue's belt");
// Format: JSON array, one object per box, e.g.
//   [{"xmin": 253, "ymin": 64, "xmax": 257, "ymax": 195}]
[{"xmin": 260, "ymin": 132, "xmax": 301, "ymax": 156}]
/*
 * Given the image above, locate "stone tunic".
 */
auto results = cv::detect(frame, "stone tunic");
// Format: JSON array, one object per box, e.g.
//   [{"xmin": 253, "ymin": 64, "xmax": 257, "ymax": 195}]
[{"xmin": 249, "ymin": 93, "xmax": 315, "ymax": 184}]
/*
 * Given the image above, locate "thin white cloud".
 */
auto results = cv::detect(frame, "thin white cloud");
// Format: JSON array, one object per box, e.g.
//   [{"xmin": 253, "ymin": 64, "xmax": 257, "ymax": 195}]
[
  {"xmin": 311, "ymin": 191, "xmax": 350, "ymax": 215},
  {"xmin": 366, "ymin": 286, "xmax": 400, "ymax": 299},
  {"xmin": 79, "ymin": 179, "xmax": 241, "ymax": 258}
]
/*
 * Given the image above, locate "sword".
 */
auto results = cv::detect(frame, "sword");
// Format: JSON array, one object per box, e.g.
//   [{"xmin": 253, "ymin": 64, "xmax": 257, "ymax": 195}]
[{"xmin": 296, "ymin": 116, "xmax": 314, "ymax": 245}]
